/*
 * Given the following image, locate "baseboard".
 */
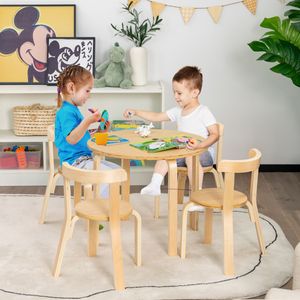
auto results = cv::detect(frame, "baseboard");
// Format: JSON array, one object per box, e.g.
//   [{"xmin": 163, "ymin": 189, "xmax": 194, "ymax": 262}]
[{"xmin": 259, "ymin": 164, "xmax": 300, "ymax": 172}]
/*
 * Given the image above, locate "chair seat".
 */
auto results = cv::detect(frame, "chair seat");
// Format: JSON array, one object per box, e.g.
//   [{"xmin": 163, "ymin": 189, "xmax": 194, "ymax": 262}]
[
  {"xmin": 75, "ymin": 198, "xmax": 133, "ymax": 221},
  {"xmin": 190, "ymin": 188, "xmax": 248, "ymax": 209}
]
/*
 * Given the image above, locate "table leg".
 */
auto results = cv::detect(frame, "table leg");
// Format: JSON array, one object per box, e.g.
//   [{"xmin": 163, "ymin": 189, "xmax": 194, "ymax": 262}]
[
  {"xmin": 167, "ymin": 159, "xmax": 178, "ymax": 256},
  {"xmin": 121, "ymin": 159, "xmax": 130, "ymax": 202},
  {"xmin": 190, "ymin": 155, "xmax": 200, "ymax": 231}
]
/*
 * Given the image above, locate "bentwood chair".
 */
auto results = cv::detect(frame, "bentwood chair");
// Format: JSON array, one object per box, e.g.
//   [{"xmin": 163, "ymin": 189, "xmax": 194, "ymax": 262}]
[
  {"xmin": 52, "ymin": 163, "xmax": 142, "ymax": 290},
  {"xmin": 39, "ymin": 125, "xmax": 61, "ymax": 224},
  {"xmin": 180, "ymin": 148, "xmax": 265, "ymax": 276},
  {"xmin": 153, "ymin": 123, "xmax": 224, "ymax": 220}
]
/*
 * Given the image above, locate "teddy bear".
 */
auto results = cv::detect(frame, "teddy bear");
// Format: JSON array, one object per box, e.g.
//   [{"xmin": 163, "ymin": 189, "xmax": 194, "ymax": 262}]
[{"xmin": 94, "ymin": 42, "xmax": 132, "ymax": 89}]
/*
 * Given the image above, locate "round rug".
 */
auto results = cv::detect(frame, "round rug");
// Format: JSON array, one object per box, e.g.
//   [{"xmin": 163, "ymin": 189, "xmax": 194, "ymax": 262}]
[{"xmin": 0, "ymin": 193, "xmax": 294, "ymax": 300}]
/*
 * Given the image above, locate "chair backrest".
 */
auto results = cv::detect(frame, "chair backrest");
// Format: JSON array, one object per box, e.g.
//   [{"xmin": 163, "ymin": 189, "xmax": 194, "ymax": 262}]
[
  {"xmin": 47, "ymin": 125, "xmax": 55, "ymax": 173},
  {"xmin": 215, "ymin": 122, "xmax": 224, "ymax": 168},
  {"xmin": 218, "ymin": 148, "xmax": 261, "ymax": 207}
]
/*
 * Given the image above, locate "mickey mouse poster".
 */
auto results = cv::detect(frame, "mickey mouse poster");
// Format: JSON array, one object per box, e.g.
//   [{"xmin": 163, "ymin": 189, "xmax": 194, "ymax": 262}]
[
  {"xmin": 47, "ymin": 37, "xmax": 95, "ymax": 85},
  {"xmin": 0, "ymin": 5, "xmax": 75, "ymax": 84}
]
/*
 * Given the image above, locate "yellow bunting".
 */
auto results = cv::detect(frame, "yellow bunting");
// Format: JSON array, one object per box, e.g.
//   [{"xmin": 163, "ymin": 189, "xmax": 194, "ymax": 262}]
[
  {"xmin": 128, "ymin": 0, "xmax": 140, "ymax": 6},
  {"xmin": 180, "ymin": 7, "xmax": 195, "ymax": 24},
  {"xmin": 243, "ymin": 0, "xmax": 257, "ymax": 15},
  {"xmin": 207, "ymin": 6, "xmax": 223, "ymax": 24},
  {"xmin": 151, "ymin": 1, "xmax": 166, "ymax": 17}
]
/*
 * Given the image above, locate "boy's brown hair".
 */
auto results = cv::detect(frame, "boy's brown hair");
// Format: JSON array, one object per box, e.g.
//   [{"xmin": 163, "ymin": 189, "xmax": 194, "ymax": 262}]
[
  {"xmin": 172, "ymin": 66, "xmax": 203, "ymax": 94},
  {"xmin": 56, "ymin": 65, "xmax": 92, "ymax": 107}
]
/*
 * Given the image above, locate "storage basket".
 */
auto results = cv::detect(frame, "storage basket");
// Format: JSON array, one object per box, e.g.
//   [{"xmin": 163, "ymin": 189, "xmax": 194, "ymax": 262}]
[{"xmin": 13, "ymin": 103, "xmax": 56, "ymax": 136}]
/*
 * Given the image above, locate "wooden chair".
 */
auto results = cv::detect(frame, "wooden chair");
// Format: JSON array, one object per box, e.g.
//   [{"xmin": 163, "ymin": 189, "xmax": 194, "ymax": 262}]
[
  {"xmin": 39, "ymin": 124, "xmax": 61, "ymax": 224},
  {"xmin": 180, "ymin": 148, "xmax": 265, "ymax": 276},
  {"xmin": 52, "ymin": 163, "xmax": 142, "ymax": 291},
  {"xmin": 153, "ymin": 123, "xmax": 224, "ymax": 219}
]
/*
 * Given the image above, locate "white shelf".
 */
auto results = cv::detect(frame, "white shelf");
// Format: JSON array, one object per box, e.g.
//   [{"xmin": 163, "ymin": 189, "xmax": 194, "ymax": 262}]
[
  {"xmin": 0, "ymin": 81, "xmax": 163, "ymax": 94},
  {"xmin": 0, "ymin": 130, "xmax": 47, "ymax": 142}
]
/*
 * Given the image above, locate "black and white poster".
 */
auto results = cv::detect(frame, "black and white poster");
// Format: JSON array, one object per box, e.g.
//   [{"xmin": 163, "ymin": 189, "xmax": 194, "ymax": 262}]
[{"xmin": 47, "ymin": 37, "xmax": 95, "ymax": 85}]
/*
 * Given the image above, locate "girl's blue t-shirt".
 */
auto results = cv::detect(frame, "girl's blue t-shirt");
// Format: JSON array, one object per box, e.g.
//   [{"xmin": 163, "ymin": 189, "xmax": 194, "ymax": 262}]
[{"xmin": 55, "ymin": 101, "xmax": 92, "ymax": 165}]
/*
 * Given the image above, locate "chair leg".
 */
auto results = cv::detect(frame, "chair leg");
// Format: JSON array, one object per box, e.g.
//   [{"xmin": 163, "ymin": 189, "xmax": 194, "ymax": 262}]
[
  {"xmin": 177, "ymin": 172, "xmax": 187, "ymax": 205},
  {"xmin": 154, "ymin": 196, "xmax": 160, "ymax": 219},
  {"xmin": 39, "ymin": 173, "xmax": 54, "ymax": 224},
  {"xmin": 211, "ymin": 168, "xmax": 221, "ymax": 188},
  {"xmin": 180, "ymin": 202, "xmax": 196, "ymax": 259},
  {"xmin": 132, "ymin": 209, "xmax": 142, "ymax": 266},
  {"xmin": 203, "ymin": 208, "xmax": 213, "ymax": 244},
  {"xmin": 50, "ymin": 172, "xmax": 61, "ymax": 193},
  {"xmin": 189, "ymin": 211, "xmax": 199, "ymax": 231},
  {"xmin": 109, "ymin": 217, "xmax": 125, "ymax": 290},
  {"xmin": 88, "ymin": 220, "xmax": 99, "ymax": 257},
  {"xmin": 251, "ymin": 203, "xmax": 266, "ymax": 255},
  {"xmin": 245, "ymin": 202, "xmax": 255, "ymax": 223},
  {"xmin": 223, "ymin": 208, "xmax": 234, "ymax": 276},
  {"xmin": 52, "ymin": 217, "xmax": 73, "ymax": 277}
]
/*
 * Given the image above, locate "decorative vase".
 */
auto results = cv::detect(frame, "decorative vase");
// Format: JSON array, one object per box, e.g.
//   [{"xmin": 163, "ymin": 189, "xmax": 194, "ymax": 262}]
[{"xmin": 129, "ymin": 46, "xmax": 147, "ymax": 86}]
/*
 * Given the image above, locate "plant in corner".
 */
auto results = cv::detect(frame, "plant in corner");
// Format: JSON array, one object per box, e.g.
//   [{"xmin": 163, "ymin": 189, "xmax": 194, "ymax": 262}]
[
  {"xmin": 111, "ymin": 1, "xmax": 163, "ymax": 86},
  {"xmin": 248, "ymin": 0, "xmax": 300, "ymax": 87}
]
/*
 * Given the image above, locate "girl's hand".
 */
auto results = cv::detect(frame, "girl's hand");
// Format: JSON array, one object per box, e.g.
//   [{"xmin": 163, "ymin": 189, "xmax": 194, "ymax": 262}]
[
  {"xmin": 123, "ymin": 109, "xmax": 136, "ymax": 119},
  {"xmin": 87, "ymin": 109, "xmax": 101, "ymax": 124},
  {"xmin": 186, "ymin": 138, "xmax": 199, "ymax": 150}
]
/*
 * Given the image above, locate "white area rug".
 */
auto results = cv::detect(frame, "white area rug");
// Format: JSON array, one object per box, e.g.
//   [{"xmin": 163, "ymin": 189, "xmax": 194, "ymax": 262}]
[{"xmin": 0, "ymin": 193, "xmax": 294, "ymax": 300}]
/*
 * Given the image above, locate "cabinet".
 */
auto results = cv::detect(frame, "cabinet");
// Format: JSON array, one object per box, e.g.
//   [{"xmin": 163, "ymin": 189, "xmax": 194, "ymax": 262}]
[{"xmin": 0, "ymin": 81, "xmax": 165, "ymax": 185}]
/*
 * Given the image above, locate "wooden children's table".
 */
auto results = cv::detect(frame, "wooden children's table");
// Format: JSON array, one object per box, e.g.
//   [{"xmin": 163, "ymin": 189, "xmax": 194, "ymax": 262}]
[{"xmin": 88, "ymin": 129, "xmax": 207, "ymax": 256}]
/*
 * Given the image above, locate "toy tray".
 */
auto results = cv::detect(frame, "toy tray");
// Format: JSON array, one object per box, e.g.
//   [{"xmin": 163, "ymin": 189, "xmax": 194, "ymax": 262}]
[{"xmin": 130, "ymin": 136, "xmax": 192, "ymax": 152}]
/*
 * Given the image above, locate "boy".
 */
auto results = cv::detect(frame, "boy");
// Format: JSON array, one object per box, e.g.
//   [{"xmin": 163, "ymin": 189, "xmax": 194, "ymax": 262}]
[{"xmin": 124, "ymin": 66, "xmax": 219, "ymax": 196}]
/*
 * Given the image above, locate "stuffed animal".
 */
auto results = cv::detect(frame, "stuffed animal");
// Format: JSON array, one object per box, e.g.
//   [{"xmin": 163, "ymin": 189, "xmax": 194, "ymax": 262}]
[{"xmin": 94, "ymin": 42, "xmax": 132, "ymax": 89}]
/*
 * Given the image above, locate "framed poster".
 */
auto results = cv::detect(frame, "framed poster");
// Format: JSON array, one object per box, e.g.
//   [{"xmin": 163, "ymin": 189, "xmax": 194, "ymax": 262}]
[
  {"xmin": 47, "ymin": 37, "xmax": 95, "ymax": 85},
  {"xmin": 0, "ymin": 5, "xmax": 76, "ymax": 85}
]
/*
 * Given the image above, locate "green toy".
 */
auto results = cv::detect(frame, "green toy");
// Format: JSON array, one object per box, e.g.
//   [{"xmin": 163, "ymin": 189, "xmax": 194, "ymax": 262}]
[{"xmin": 94, "ymin": 42, "xmax": 133, "ymax": 89}]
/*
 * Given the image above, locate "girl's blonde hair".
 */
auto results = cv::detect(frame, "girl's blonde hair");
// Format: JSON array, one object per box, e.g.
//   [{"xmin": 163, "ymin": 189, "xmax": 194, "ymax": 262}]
[{"xmin": 56, "ymin": 65, "xmax": 93, "ymax": 107}]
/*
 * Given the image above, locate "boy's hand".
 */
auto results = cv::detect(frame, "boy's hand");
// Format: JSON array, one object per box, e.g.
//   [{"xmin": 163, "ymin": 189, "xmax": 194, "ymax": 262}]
[
  {"xmin": 187, "ymin": 138, "xmax": 199, "ymax": 150},
  {"xmin": 123, "ymin": 109, "xmax": 136, "ymax": 119}
]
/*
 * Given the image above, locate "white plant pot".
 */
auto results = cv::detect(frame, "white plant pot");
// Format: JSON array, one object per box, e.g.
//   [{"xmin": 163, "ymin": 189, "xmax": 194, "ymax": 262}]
[{"xmin": 129, "ymin": 46, "xmax": 147, "ymax": 86}]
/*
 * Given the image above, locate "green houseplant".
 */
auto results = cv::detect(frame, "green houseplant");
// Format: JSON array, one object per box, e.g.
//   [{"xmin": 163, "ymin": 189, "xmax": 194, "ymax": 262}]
[
  {"xmin": 248, "ymin": 0, "xmax": 300, "ymax": 87},
  {"xmin": 111, "ymin": 1, "xmax": 163, "ymax": 86},
  {"xmin": 111, "ymin": 2, "xmax": 163, "ymax": 47}
]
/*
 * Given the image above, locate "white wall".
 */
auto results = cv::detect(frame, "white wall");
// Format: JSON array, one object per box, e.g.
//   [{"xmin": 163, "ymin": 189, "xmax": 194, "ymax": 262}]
[{"xmin": 2, "ymin": 0, "xmax": 300, "ymax": 163}]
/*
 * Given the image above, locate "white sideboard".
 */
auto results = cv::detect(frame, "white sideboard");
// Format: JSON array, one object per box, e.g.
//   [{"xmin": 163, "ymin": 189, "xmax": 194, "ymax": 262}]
[{"xmin": 0, "ymin": 81, "xmax": 165, "ymax": 185}]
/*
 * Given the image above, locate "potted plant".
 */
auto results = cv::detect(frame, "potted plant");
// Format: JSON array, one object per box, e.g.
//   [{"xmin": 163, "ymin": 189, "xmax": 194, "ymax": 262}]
[
  {"xmin": 111, "ymin": 1, "xmax": 163, "ymax": 86},
  {"xmin": 248, "ymin": 0, "xmax": 300, "ymax": 87}
]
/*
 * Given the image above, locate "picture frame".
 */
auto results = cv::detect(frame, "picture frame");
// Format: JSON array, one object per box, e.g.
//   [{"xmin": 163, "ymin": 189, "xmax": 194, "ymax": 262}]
[
  {"xmin": 0, "ymin": 4, "xmax": 76, "ymax": 85},
  {"xmin": 46, "ymin": 37, "xmax": 96, "ymax": 85}
]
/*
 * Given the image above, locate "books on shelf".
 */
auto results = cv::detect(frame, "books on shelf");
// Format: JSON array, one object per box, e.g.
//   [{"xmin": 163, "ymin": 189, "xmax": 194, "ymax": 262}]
[{"xmin": 111, "ymin": 120, "xmax": 145, "ymax": 131}]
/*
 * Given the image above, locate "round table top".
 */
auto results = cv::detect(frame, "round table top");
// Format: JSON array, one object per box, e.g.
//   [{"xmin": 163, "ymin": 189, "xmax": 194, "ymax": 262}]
[{"xmin": 88, "ymin": 129, "xmax": 206, "ymax": 161}]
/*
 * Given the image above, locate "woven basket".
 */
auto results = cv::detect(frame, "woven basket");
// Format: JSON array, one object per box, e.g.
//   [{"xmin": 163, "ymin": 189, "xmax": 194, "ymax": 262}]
[{"xmin": 13, "ymin": 103, "xmax": 56, "ymax": 136}]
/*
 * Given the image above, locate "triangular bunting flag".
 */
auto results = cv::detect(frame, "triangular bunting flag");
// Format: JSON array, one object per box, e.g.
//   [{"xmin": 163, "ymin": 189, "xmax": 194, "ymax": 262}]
[
  {"xmin": 151, "ymin": 2, "xmax": 166, "ymax": 18},
  {"xmin": 128, "ymin": 0, "xmax": 140, "ymax": 6},
  {"xmin": 243, "ymin": 0, "xmax": 257, "ymax": 15},
  {"xmin": 180, "ymin": 7, "xmax": 195, "ymax": 24},
  {"xmin": 207, "ymin": 6, "xmax": 223, "ymax": 24}
]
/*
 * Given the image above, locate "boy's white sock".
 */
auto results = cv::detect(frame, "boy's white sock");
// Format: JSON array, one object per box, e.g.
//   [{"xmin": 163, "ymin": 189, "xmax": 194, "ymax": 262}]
[{"xmin": 141, "ymin": 173, "xmax": 163, "ymax": 196}]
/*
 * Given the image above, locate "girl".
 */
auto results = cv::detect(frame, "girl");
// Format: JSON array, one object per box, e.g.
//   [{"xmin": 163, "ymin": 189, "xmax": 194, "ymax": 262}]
[{"xmin": 55, "ymin": 65, "xmax": 119, "ymax": 197}]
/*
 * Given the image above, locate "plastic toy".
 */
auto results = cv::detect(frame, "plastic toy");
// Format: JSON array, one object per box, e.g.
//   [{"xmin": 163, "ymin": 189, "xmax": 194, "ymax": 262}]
[
  {"xmin": 16, "ymin": 146, "xmax": 27, "ymax": 168},
  {"xmin": 88, "ymin": 108, "xmax": 110, "ymax": 132},
  {"xmin": 135, "ymin": 122, "xmax": 154, "ymax": 138}
]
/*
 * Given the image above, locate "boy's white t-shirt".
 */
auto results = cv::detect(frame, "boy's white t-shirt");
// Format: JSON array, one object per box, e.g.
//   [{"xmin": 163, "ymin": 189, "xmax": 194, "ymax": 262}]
[{"xmin": 166, "ymin": 104, "xmax": 216, "ymax": 158}]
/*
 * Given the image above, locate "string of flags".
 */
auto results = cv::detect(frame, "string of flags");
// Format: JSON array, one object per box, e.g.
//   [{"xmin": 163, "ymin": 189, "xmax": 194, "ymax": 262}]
[{"xmin": 128, "ymin": 0, "xmax": 259, "ymax": 24}]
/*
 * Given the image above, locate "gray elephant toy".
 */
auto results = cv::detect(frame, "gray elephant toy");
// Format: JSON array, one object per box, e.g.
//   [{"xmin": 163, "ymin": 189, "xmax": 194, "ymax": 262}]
[{"xmin": 94, "ymin": 42, "xmax": 132, "ymax": 89}]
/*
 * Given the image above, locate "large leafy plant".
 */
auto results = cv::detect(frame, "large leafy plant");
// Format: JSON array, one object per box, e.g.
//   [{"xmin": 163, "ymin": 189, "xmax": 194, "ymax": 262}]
[
  {"xmin": 248, "ymin": 0, "xmax": 300, "ymax": 87},
  {"xmin": 111, "ymin": 2, "xmax": 163, "ymax": 47}
]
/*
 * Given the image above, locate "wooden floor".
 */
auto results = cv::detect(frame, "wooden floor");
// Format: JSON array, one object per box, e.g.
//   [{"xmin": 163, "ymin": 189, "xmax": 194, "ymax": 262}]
[{"xmin": 0, "ymin": 171, "xmax": 299, "ymax": 297}]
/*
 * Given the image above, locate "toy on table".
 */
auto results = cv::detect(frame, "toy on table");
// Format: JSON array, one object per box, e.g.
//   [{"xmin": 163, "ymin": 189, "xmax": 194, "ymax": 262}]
[
  {"xmin": 130, "ymin": 135, "xmax": 194, "ymax": 152},
  {"xmin": 135, "ymin": 122, "xmax": 154, "ymax": 138},
  {"xmin": 88, "ymin": 108, "xmax": 110, "ymax": 132}
]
